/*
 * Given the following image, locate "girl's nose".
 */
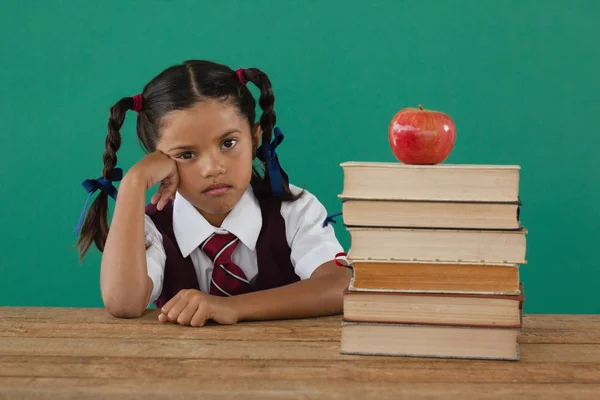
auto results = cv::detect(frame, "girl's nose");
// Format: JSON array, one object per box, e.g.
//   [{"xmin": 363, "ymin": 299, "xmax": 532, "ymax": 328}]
[{"xmin": 199, "ymin": 153, "xmax": 226, "ymax": 178}]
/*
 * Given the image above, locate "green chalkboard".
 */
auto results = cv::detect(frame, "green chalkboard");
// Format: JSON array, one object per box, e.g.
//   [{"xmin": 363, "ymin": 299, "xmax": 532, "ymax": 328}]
[{"xmin": 1, "ymin": 0, "xmax": 598, "ymax": 313}]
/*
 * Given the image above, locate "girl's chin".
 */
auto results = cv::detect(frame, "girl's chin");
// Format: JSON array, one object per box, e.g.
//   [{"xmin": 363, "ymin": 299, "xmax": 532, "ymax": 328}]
[{"xmin": 189, "ymin": 195, "xmax": 239, "ymax": 217}]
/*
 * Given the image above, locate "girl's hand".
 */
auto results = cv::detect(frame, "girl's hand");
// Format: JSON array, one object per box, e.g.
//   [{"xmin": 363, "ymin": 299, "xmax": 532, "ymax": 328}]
[
  {"xmin": 158, "ymin": 289, "xmax": 239, "ymax": 327},
  {"xmin": 127, "ymin": 151, "xmax": 179, "ymax": 210}
]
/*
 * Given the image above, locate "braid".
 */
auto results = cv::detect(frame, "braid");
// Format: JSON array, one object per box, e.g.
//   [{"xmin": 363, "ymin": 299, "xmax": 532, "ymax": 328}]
[
  {"xmin": 244, "ymin": 68, "xmax": 275, "ymax": 140},
  {"xmin": 243, "ymin": 68, "xmax": 302, "ymax": 201},
  {"xmin": 76, "ymin": 97, "xmax": 132, "ymax": 260},
  {"xmin": 102, "ymin": 102, "xmax": 125, "ymax": 177}
]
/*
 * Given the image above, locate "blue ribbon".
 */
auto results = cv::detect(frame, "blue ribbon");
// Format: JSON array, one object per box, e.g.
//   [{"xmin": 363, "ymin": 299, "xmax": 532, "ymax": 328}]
[
  {"xmin": 256, "ymin": 127, "xmax": 289, "ymax": 196},
  {"xmin": 73, "ymin": 168, "xmax": 123, "ymax": 235},
  {"xmin": 322, "ymin": 212, "xmax": 343, "ymax": 228}
]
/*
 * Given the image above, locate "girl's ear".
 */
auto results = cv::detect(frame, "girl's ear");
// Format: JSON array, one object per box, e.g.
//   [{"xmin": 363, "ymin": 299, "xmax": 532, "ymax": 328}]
[{"xmin": 252, "ymin": 122, "xmax": 262, "ymax": 156}]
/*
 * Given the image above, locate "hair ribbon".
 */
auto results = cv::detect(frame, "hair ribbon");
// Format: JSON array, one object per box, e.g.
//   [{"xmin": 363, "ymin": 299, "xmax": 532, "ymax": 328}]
[
  {"xmin": 256, "ymin": 127, "xmax": 289, "ymax": 197},
  {"xmin": 73, "ymin": 168, "xmax": 123, "ymax": 235}
]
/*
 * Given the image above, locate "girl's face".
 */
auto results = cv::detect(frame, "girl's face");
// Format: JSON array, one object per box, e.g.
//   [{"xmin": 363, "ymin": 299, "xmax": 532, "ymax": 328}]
[{"xmin": 156, "ymin": 100, "xmax": 260, "ymax": 226}]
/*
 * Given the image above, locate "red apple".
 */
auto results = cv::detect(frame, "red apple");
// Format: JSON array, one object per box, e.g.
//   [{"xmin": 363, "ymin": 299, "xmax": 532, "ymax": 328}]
[{"xmin": 388, "ymin": 105, "xmax": 456, "ymax": 165}]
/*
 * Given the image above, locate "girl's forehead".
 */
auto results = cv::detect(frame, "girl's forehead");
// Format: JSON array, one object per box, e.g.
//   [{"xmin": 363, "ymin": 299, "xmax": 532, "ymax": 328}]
[{"xmin": 158, "ymin": 100, "xmax": 248, "ymax": 145}]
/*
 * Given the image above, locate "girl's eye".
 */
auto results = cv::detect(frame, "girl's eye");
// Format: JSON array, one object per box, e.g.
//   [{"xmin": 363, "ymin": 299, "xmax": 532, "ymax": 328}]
[
  {"xmin": 221, "ymin": 139, "xmax": 238, "ymax": 150},
  {"xmin": 176, "ymin": 152, "xmax": 196, "ymax": 160}
]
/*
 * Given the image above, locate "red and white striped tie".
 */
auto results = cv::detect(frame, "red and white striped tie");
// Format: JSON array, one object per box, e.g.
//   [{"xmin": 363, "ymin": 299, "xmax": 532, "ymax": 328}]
[{"xmin": 201, "ymin": 232, "xmax": 252, "ymax": 296}]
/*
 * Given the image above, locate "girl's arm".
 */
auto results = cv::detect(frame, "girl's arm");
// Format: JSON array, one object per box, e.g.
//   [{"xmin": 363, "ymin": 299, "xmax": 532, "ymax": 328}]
[
  {"xmin": 231, "ymin": 261, "xmax": 351, "ymax": 320},
  {"xmin": 101, "ymin": 152, "xmax": 179, "ymax": 318},
  {"xmin": 158, "ymin": 261, "xmax": 351, "ymax": 326},
  {"xmin": 100, "ymin": 174, "xmax": 152, "ymax": 318}
]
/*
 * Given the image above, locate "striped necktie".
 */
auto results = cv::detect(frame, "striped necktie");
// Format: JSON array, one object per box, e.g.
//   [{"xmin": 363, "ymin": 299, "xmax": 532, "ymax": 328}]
[{"xmin": 200, "ymin": 232, "xmax": 252, "ymax": 296}]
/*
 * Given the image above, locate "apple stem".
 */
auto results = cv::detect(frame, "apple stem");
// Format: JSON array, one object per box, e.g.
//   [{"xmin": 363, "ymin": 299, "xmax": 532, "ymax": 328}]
[{"xmin": 418, "ymin": 104, "xmax": 424, "ymax": 110}]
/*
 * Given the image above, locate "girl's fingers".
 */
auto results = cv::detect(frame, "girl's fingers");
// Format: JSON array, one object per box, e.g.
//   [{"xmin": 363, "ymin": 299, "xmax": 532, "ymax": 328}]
[
  {"xmin": 156, "ymin": 172, "xmax": 178, "ymax": 209},
  {"xmin": 166, "ymin": 296, "xmax": 188, "ymax": 322},
  {"xmin": 158, "ymin": 312, "xmax": 169, "ymax": 323},
  {"xmin": 176, "ymin": 302, "xmax": 199, "ymax": 326},
  {"xmin": 150, "ymin": 185, "xmax": 164, "ymax": 205},
  {"xmin": 161, "ymin": 290, "xmax": 183, "ymax": 314},
  {"xmin": 157, "ymin": 186, "xmax": 174, "ymax": 211},
  {"xmin": 190, "ymin": 303, "xmax": 210, "ymax": 327}
]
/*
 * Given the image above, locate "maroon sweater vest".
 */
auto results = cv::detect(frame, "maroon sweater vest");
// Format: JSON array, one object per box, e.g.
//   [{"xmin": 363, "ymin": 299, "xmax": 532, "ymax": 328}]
[{"xmin": 145, "ymin": 195, "xmax": 300, "ymax": 309}]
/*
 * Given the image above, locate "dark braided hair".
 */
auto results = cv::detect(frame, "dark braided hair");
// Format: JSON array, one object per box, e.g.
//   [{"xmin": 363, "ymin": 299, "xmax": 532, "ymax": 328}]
[{"xmin": 76, "ymin": 60, "xmax": 300, "ymax": 260}]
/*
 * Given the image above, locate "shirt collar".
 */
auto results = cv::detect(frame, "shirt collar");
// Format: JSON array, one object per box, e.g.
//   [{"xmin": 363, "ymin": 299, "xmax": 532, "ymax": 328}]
[{"xmin": 173, "ymin": 186, "xmax": 262, "ymax": 257}]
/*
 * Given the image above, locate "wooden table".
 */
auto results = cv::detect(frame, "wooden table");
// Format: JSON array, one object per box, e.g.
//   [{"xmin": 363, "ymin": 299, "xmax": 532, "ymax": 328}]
[{"xmin": 0, "ymin": 308, "xmax": 599, "ymax": 399}]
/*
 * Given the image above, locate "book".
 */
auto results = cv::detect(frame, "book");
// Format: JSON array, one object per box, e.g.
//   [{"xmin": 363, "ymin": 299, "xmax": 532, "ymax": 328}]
[
  {"xmin": 340, "ymin": 321, "xmax": 520, "ymax": 360},
  {"xmin": 339, "ymin": 162, "xmax": 520, "ymax": 202},
  {"xmin": 343, "ymin": 284, "xmax": 524, "ymax": 327},
  {"xmin": 341, "ymin": 199, "xmax": 521, "ymax": 230},
  {"xmin": 348, "ymin": 260, "xmax": 520, "ymax": 294},
  {"xmin": 346, "ymin": 227, "xmax": 527, "ymax": 264}
]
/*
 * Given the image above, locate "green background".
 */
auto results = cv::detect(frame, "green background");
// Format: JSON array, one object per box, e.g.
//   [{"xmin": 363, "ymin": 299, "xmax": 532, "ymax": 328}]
[{"xmin": 1, "ymin": 0, "xmax": 598, "ymax": 313}]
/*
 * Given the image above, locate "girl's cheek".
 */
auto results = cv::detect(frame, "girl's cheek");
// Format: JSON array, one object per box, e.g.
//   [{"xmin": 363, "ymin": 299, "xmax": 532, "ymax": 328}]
[{"xmin": 175, "ymin": 163, "xmax": 194, "ymax": 182}]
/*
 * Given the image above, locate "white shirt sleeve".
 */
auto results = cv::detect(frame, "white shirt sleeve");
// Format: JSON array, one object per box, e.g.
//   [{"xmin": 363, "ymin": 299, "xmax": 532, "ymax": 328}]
[
  {"xmin": 280, "ymin": 185, "xmax": 345, "ymax": 280},
  {"xmin": 144, "ymin": 215, "xmax": 166, "ymax": 305}
]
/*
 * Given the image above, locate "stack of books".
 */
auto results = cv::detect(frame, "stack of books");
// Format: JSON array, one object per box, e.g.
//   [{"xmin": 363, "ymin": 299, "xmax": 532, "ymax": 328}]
[{"xmin": 338, "ymin": 162, "xmax": 527, "ymax": 361}]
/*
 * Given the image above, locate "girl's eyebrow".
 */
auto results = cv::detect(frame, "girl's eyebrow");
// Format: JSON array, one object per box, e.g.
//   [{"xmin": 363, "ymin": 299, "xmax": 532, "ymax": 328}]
[
  {"xmin": 168, "ymin": 145, "xmax": 195, "ymax": 152},
  {"xmin": 168, "ymin": 129, "xmax": 242, "ymax": 152},
  {"xmin": 219, "ymin": 129, "xmax": 241, "ymax": 139}
]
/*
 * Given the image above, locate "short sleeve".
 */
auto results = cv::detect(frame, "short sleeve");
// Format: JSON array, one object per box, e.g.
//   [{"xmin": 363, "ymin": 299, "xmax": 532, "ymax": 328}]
[
  {"xmin": 144, "ymin": 215, "xmax": 166, "ymax": 305},
  {"xmin": 280, "ymin": 186, "xmax": 345, "ymax": 280}
]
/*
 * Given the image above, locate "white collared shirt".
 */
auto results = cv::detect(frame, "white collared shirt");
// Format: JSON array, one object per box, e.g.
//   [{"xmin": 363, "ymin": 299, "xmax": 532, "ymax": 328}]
[{"xmin": 144, "ymin": 184, "xmax": 344, "ymax": 304}]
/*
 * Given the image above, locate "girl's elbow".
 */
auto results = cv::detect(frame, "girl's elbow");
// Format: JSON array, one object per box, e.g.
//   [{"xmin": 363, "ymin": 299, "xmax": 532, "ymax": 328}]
[
  {"xmin": 106, "ymin": 303, "xmax": 146, "ymax": 319},
  {"xmin": 102, "ymin": 292, "xmax": 147, "ymax": 319}
]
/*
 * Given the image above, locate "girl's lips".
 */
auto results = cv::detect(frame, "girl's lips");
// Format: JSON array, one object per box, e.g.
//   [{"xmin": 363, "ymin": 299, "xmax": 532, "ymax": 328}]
[{"xmin": 203, "ymin": 184, "xmax": 231, "ymax": 196}]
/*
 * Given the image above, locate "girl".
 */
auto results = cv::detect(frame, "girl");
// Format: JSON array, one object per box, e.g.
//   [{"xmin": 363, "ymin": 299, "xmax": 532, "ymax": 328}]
[{"xmin": 75, "ymin": 60, "xmax": 351, "ymax": 327}]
